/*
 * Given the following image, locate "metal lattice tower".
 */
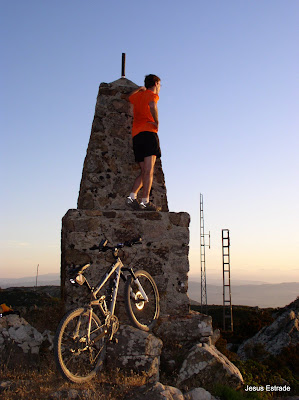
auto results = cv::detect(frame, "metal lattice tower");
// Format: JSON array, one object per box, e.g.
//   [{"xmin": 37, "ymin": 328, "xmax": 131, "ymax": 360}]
[
  {"xmin": 222, "ymin": 229, "xmax": 233, "ymax": 331},
  {"xmin": 200, "ymin": 194, "xmax": 210, "ymax": 314}
]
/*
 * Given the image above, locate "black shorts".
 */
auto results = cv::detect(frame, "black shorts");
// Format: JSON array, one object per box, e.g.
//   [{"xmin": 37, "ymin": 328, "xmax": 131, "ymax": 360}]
[{"xmin": 132, "ymin": 131, "xmax": 161, "ymax": 163}]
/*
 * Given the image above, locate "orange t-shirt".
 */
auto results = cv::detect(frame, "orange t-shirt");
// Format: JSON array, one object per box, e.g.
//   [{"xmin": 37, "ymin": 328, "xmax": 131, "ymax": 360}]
[{"xmin": 129, "ymin": 90, "xmax": 159, "ymax": 137}]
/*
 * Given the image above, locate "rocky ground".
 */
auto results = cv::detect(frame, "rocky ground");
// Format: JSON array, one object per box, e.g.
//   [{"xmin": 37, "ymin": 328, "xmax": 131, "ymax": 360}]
[{"xmin": 0, "ymin": 287, "xmax": 298, "ymax": 399}]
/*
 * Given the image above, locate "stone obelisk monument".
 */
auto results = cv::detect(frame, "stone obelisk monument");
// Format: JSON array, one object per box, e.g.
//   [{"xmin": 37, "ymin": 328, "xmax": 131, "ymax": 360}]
[{"xmin": 61, "ymin": 76, "xmax": 190, "ymax": 319}]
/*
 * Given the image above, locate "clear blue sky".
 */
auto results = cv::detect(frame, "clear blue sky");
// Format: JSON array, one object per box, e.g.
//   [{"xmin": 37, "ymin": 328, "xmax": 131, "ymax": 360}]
[{"xmin": 1, "ymin": 0, "xmax": 298, "ymax": 284}]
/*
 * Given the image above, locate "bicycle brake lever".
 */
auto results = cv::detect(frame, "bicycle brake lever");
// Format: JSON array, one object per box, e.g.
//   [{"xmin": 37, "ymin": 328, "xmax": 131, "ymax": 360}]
[
  {"xmin": 123, "ymin": 237, "xmax": 142, "ymax": 247},
  {"xmin": 90, "ymin": 239, "xmax": 108, "ymax": 251}
]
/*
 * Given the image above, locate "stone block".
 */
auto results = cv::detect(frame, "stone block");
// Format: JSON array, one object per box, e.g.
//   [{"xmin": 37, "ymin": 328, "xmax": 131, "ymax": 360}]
[
  {"xmin": 61, "ymin": 209, "xmax": 190, "ymax": 318},
  {"xmin": 106, "ymin": 325, "xmax": 163, "ymax": 382},
  {"xmin": 154, "ymin": 311, "xmax": 213, "ymax": 345}
]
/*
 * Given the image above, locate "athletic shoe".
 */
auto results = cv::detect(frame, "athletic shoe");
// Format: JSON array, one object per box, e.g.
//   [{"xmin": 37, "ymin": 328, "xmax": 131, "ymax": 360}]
[
  {"xmin": 126, "ymin": 196, "xmax": 141, "ymax": 210},
  {"xmin": 140, "ymin": 201, "xmax": 161, "ymax": 211}
]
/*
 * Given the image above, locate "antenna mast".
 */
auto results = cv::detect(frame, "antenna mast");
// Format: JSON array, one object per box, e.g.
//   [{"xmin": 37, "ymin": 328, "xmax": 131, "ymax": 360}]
[
  {"xmin": 35, "ymin": 264, "xmax": 39, "ymax": 288},
  {"xmin": 200, "ymin": 193, "xmax": 210, "ymax": 314},
  {"xmin": 121, "ymin": 53, "xmax": 126, "ymax": 77}
]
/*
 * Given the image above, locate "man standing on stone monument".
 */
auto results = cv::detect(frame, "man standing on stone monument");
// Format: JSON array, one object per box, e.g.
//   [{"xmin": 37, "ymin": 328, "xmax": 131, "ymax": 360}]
[{"xmin": 123, "ymin": 74, "xmax": 161, "ymax": 211}]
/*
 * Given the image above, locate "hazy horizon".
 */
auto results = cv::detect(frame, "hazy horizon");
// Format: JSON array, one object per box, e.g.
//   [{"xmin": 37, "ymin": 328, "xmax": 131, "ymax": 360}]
[
  {"xmin": 1, "ymin": 273, "xmax": 297, "ymax": 308},
  {"xmin": 1, "ymin": 271, "xmax": 298, "ymax": 286}
]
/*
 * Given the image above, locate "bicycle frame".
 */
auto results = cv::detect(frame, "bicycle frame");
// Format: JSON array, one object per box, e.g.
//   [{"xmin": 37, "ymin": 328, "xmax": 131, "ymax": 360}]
[
  {"xmin": 91, "ymin": 257, "xmax": 123, "ymax": 316},
  {"xmin": 87, "ymin": 257, "xmax": 149, "ymax": 318}
]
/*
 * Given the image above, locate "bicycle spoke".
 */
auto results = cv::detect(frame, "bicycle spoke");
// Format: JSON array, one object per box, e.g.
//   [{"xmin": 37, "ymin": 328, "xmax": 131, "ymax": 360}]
[
  {"xmin": 125, "ymin": 270, "xmax": 159, "ymax": 331},
  {"xmin": 54, "ymin": 308, "xmax": 107, "ymax": 382}
]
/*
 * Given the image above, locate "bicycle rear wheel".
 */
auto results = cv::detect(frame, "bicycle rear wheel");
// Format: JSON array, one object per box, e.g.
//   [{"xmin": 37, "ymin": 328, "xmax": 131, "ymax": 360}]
[
  {"xmin": 54, "ymin": 307, "xmax": 106, "ymax": 383},
  {"xmin": 125, "ymin": 270, "xmax": 160, "ymax": 331}
]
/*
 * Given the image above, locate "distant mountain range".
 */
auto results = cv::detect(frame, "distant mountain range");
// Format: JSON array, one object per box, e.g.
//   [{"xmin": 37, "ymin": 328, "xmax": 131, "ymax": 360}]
[
  {"xmin": 0, "ymin": 273, "xmax": 60, "ymax": 288},
  {"xmin": 1, "ymin": 274, "xmax": 298, "ymax": 308},
  {"xmin": 188, "ymin": 281, "xmax": 299, "ymax": 308}
]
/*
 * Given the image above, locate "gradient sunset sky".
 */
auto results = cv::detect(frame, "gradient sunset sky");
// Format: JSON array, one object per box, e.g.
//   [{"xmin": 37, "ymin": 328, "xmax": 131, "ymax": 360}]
[{"xmin": 1, "ymin": 1, "xmax": 298, "ymax": 284}]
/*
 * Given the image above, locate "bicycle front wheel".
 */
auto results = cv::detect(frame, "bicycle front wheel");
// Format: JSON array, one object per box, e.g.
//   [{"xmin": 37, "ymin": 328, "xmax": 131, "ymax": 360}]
[
  {"xmin": 125, "ymin": 270, "xmax": 160, "ymax": 331},
  {"xmin": 54, "ymin": 307, "xmax": 106, "ymax": 383}
]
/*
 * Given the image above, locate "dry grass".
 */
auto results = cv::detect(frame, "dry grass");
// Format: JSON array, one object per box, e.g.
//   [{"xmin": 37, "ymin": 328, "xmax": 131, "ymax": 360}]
[
  {"xmin": 0, "ymin": 287, "xmax": 150, "ymax": 399},
  {"xmin": 0, "ymin": 361, "xmax": 148, "ymax": 399}
]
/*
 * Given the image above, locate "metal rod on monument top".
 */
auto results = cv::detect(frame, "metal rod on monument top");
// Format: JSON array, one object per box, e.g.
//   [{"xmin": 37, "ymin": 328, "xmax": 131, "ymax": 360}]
[{"xmin": 121, "ymin": 53, "xmax": 126, "ymax": 77}]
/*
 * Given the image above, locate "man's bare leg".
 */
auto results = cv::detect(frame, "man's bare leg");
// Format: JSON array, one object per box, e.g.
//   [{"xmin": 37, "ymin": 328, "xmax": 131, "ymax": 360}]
[
  {"xmin": 141, "ymin": 155, "xmax": 156, "ymax": 205},
  {"xmin": 127, "ymin": 156, "xmax": 160, "ymax": 211},
  {"xmin": 131, "ymin": 162, "xmax": 144, "ymax": 195},
  {"xmin": 130, "ymin": 156, "xmax": 156, "ymax": 200},
  {"xmin": 126, "ymin": 162, "xmax": 144, "ymax": 210}
]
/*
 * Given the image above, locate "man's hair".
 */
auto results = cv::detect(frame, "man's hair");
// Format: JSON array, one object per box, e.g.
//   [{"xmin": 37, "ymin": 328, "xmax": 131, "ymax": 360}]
[{"xmin": 144, "ymin": 74, "xmax": 160, "ymax": 89}]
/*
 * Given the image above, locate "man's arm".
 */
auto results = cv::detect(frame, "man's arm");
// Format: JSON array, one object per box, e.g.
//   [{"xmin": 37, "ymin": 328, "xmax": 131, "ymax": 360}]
[
  {"xmin": 121, "ymin": 86, "xmax": 146, "ymax": 101},
  {"xmin": 149, "ymin": 101, "xmax": 159, "ymax": 129}
]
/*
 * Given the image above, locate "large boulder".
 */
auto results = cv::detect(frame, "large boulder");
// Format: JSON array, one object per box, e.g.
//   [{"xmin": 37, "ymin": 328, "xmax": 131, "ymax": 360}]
[
  {"xmin": 237, "ymin": 309, "xmax": 299, "ymax": 360},
  {"xmin": 177, "ymin": 343, "xmax": 243, "ymax": 391},
  {"xmin": 184, "ymin": 387, "xmax": 217, "ymax": 400},
  {"xmin": 0, "ymin": 314, "xmax": 53, "ymax": 366},
  {"xmin": 124, "ymin": 382, "xmax": 217, "ymax": 400},
  {"xmin": 124, "ymin": 382, "xmax": 184, "ymax": 400},
  {"xmin": 155, "ymin": 312, "xmax": 220, "ymax": 378},
  {"xmin": 106, "ymin": 325, "xmax": 163, "ymax": 382}
]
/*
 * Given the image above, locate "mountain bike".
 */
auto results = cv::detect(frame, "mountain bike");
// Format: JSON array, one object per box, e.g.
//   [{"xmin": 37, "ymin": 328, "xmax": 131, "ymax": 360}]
[{"xmin": 54, "ymin": 237, "xmax": 160, "ymax": 383}]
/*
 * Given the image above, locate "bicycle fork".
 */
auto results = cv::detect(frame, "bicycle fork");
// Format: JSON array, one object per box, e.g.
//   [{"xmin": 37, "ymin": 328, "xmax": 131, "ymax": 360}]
[{"xmin": 129, "ymin": 271, "xmax": 149, "ymax": 303}]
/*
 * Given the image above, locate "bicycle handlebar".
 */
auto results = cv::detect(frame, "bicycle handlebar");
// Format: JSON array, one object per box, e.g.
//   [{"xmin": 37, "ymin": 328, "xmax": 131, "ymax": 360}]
[{"xmin": 89, "ymin": 237, "xmax": 142, "ymax": 252}]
